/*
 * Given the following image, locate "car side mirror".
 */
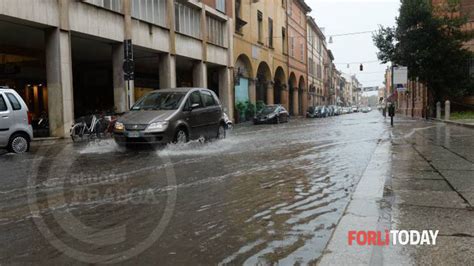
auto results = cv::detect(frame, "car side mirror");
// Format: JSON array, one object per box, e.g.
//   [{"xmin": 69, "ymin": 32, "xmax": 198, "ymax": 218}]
[{"xmin": 191, "ymin": 103, "xmax": 200, "ymax": 110}]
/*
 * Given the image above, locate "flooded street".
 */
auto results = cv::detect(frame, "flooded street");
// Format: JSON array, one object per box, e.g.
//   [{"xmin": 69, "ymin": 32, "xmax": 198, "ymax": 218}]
[{"xmin": 0, "ymin": 112, "xmax": 389, "ymax": 265}]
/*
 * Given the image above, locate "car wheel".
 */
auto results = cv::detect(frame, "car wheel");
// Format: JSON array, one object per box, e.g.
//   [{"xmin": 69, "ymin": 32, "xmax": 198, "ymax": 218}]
[
  {"xmin": 217, "ymin": 124, "xmax": 226, "ymax": 140},
  {"xmin": 174, "ymin": 128, "xmax": 188, "ymax": 144},
  {"xmin": 276, "ymin": 116, "xmax": 280, "ymax": 124},
  {"xmin": 8, "ymin": 133, "xmax": 30, "ymax": 154}
]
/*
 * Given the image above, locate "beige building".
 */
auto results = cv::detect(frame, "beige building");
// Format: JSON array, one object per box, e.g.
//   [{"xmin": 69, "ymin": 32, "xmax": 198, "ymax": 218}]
[
  {"xmin": 233, "ymin": 0, "xmax": 289, "ymax": 121},
  {"xmin": 332, "ymin": 69, "xmax": 342, "ymax": 105},
  {"xmin": 341, "ymin": 73, "xmax": 360, "ymax": 106},
  {"xmin": 307, "ymin": 16, "xmax": 325, "ymax": 107},
  {"xmin": 287, "ymin": 0, "xmax": 311, "ymax": 115},
  {"xmin": 322, "ymin": 47, "xmax": 334, "ymax": 106}
]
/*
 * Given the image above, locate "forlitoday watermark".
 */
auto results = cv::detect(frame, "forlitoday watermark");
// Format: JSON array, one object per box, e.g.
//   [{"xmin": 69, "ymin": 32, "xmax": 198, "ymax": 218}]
[{"xmin": 348, "ymin": 230, "xmax": 439, "ymax": 246}]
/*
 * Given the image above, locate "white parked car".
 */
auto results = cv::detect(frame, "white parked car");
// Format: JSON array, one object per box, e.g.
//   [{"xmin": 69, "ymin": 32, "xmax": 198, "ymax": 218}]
[{"xmin": 0, "ymin": 86, "xmax": 33, "ymax": 153}]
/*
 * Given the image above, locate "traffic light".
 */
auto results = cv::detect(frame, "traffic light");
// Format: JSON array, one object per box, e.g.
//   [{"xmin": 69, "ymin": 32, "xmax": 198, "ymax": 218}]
[{"xmin": 360, "ymin": 64, "xmax": 363, "ymax": 71}]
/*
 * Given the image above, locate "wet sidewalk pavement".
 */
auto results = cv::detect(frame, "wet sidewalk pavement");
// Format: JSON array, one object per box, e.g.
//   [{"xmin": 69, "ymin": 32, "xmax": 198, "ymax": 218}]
[
  {"xmin": 320, "ymin": 115, "xmax": 474, "ymax": 265},
  {"xmin": 432, "ymin": 118, "xmax": 474, "ymax": 129}
]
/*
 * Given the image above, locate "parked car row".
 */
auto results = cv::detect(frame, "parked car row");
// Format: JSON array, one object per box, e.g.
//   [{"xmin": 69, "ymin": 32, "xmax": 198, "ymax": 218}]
[
  {"xmin": 305, "ymin": 105, "xmax": 374, "ymax": 118},
  {"xmin": 306, "ymin": 105, "xmax": 343, "ymax": 118}
]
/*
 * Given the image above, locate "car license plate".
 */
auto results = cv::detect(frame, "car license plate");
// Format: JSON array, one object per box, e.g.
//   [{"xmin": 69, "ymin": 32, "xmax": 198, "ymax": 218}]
[{"xmin": 128, "ymin": 132, "xmax": 140, "ymax": 138}]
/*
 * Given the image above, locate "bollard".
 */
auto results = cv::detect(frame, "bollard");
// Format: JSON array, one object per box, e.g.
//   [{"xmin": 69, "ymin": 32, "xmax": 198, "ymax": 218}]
[
  {"xmin": 445, "ymin": 100, "xmax": 450, "ymax": 121},
  {"xmin": 436, "ymin": 102, "xmax": 441, "ymax": 119}
]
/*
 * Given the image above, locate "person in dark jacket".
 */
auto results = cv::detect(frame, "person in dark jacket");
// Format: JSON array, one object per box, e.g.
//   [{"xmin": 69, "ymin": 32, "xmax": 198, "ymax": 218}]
[{"xmin": 388, "ymin": 103, "xmax": 395, "ymax": 127}]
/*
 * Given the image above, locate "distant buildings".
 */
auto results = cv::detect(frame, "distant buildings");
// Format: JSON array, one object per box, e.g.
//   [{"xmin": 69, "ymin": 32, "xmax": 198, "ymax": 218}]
[
  {"xmin": 307, "ymin": 16, "xmax": 325, "ymax": 107},
  {"xmin": 339, "ymin": 73, "xmax": 362, "ymax": 107}
]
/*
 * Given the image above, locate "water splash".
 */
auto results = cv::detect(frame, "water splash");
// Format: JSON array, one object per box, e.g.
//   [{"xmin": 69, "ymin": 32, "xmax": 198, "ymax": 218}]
[{"xmin": 79, "ymin": 139, "xmax": 124, "ymax": 154}]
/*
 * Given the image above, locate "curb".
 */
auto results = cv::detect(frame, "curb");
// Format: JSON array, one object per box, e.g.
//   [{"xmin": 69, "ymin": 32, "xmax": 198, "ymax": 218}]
[
  {"xmin": 430, "ymin": 118, "xmax": 474, "ymax": 129},
  {"xmin": 32, "ymin": 137, "xmax": 62, "ymax": 142}
]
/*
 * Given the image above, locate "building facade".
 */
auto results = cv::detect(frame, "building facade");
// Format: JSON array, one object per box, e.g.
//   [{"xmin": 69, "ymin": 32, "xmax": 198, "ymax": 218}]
[
  {"xmin": 287, "ymin": 0, "xmax": 311, "ymax": 115},
  {"xmin": 307, "ymin": 16, "xmax": 324, "ymax": 107},
  {"xmin": 232, "ymin": 0, "xmax": 289, "ymax": 120},
  {"xmin": 0, "ymin": 0, "xmax": 234, "ymax": 137},
  {"xmin": 329, "ymin": 62, "xmax": 339, "ymax": 105},
  {"xmin": 341, "ymin": 73, "xmax": 361, "ymax": 107},
  {"xmin": 322, "ymin": 48, "xmax": 334, "ymax": 106}
]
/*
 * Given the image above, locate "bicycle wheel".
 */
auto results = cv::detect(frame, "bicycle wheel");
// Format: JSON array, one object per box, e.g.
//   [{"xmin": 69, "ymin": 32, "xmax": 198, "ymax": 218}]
[
  {"xmin": 70, "ymin": 123, "xmax": 86, "ymax": 142},
  {"xmin": 92, "ymin": 118, "xmax": 106, "ymax": 139}
]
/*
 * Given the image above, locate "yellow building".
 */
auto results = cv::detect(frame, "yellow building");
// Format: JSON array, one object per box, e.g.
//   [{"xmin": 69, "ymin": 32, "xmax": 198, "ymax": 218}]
[{"xmin": 233, "ymin": 0, "xmax": 289, "ymax": 121}]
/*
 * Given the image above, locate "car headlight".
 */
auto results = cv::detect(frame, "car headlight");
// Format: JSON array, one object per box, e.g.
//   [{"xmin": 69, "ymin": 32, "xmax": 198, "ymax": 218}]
[
  {"xmin": 147, "ymin": 121, "xmax": 169, "ymax": 132},
  {"xmin": 115, "ymin": 122, "xmax": 124, "ymax": 131}
]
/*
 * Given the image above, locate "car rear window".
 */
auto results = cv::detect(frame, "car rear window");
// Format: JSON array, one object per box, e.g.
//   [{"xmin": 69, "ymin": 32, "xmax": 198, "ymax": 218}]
[
  {"xmin": 0, "ymin": 94, "xmax": 7, "ymax": 111},
  {"xmin": 5, "ymin": 93, "xmax": 21, "ymax": 110}
]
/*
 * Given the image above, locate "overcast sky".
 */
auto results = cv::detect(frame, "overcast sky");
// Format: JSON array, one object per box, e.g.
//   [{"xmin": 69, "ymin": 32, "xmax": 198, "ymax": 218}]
[{"xmin": 307, "ymin": 0, "xmax": 400, "ymax": 89}]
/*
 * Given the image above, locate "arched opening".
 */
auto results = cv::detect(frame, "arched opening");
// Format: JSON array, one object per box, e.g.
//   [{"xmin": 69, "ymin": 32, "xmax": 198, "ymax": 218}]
[
  {"xmin": 256, "ymin": 62, "xmax": 272, "ymax": 106},
  {"xmin": 288, "ymin": 72, "xmax": 297, "ymax": 115},
  {"xmin": 298, "ymin": 76, "xmax": 305, "ymax": 115},
  {"xmin": 234, "ymin": 54, "xmax": 253, "ymax": 122},
  {"xmin": 274, "ymin": 67, "xmax": 286, "ymax": 105}
]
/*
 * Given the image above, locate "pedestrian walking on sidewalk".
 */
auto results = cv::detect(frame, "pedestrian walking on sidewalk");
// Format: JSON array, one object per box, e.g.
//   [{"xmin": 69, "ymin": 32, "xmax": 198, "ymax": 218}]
[{"xmin": 388, "ymin": 103, "xmax": 395, "ymax": 127}]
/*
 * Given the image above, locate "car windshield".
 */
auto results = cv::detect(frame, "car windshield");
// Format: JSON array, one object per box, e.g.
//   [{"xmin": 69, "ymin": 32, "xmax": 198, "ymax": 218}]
[
  {"xmin": 260, "ymin": 106, "xmax": 277, "ymax": 115},
  {"xmin": 131, "ymin": 92, "xmax": 185, "ymax": 111}
]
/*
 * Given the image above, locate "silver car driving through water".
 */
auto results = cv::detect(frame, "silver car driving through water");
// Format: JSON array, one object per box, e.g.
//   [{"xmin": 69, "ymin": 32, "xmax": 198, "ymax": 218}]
[{"xmin": 113, "ymin": 88, "xmax": 227, "ymax": 145}]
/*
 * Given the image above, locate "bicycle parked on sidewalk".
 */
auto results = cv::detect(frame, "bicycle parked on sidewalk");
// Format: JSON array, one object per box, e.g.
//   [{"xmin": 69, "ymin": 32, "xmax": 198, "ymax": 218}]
[{"xmin": 70, "ymin": 112, "xmax": 118, "ymax": 142}]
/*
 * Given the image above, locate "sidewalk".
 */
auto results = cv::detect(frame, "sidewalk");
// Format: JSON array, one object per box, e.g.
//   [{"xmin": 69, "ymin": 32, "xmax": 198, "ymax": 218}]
[
  {"xmin": 320, "ymin": 116, "xmax": 474, "ymax": 265},
  {"xmin": 431, "ymin": 118, "xmax": 474, "ymax": 129}
]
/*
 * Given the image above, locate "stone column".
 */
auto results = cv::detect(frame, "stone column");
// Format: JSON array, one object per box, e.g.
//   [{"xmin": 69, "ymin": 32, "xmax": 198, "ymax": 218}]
[
  {"xmin": 166, "ymin": 0, "xmax": 176, "ymax": 54},
  {"xmin": 266, "ymin": 82, "xmax": 274, "ymax": 105},
  {"xmin": 159, "ymin": 53, "xmax": 177, "ymax": 88},
  {"xmin": 293, "ymin": 88, "xmax": 299, "ymax": 115},
  {"xmin": 280, "ymin": 85, "xmax": 289, "ymax": 111},
  {"xmin": 436, "ymin": 102, "xmax": 441, "ymax": 119},
  {"xmin": 445, "ymin": 100, "xmax": 450, "ymax": 120},
  {"xmin": 121, "ymin": 0, "xmax": 135, "ymax": 107},
  {"xmin": 302, "ymin": 89, "xmax": 308, "ymax": 114},
  {"xmin": 219, "ymin": 67, "xmax": 233, "ymax": 120},
  {"xmin": 248, "ymin": 78, "xmax": 256, "ymax": 104},
  {"xmin": 193, "ymin": 61, "xmax": 207, "ymax": 88},
  {"xmin": 112, "ymin": 43, "xmax": 127, "ymax": 112},
  {"xmin": 45, "ymin": 28, "xmax": 74, "ymax": 137}
]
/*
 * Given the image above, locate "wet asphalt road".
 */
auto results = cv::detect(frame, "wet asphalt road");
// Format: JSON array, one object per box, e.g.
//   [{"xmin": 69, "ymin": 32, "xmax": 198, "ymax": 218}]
[{"xmin": 0, "ymin": 111, "xmax": 390, "ymax": 265}]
